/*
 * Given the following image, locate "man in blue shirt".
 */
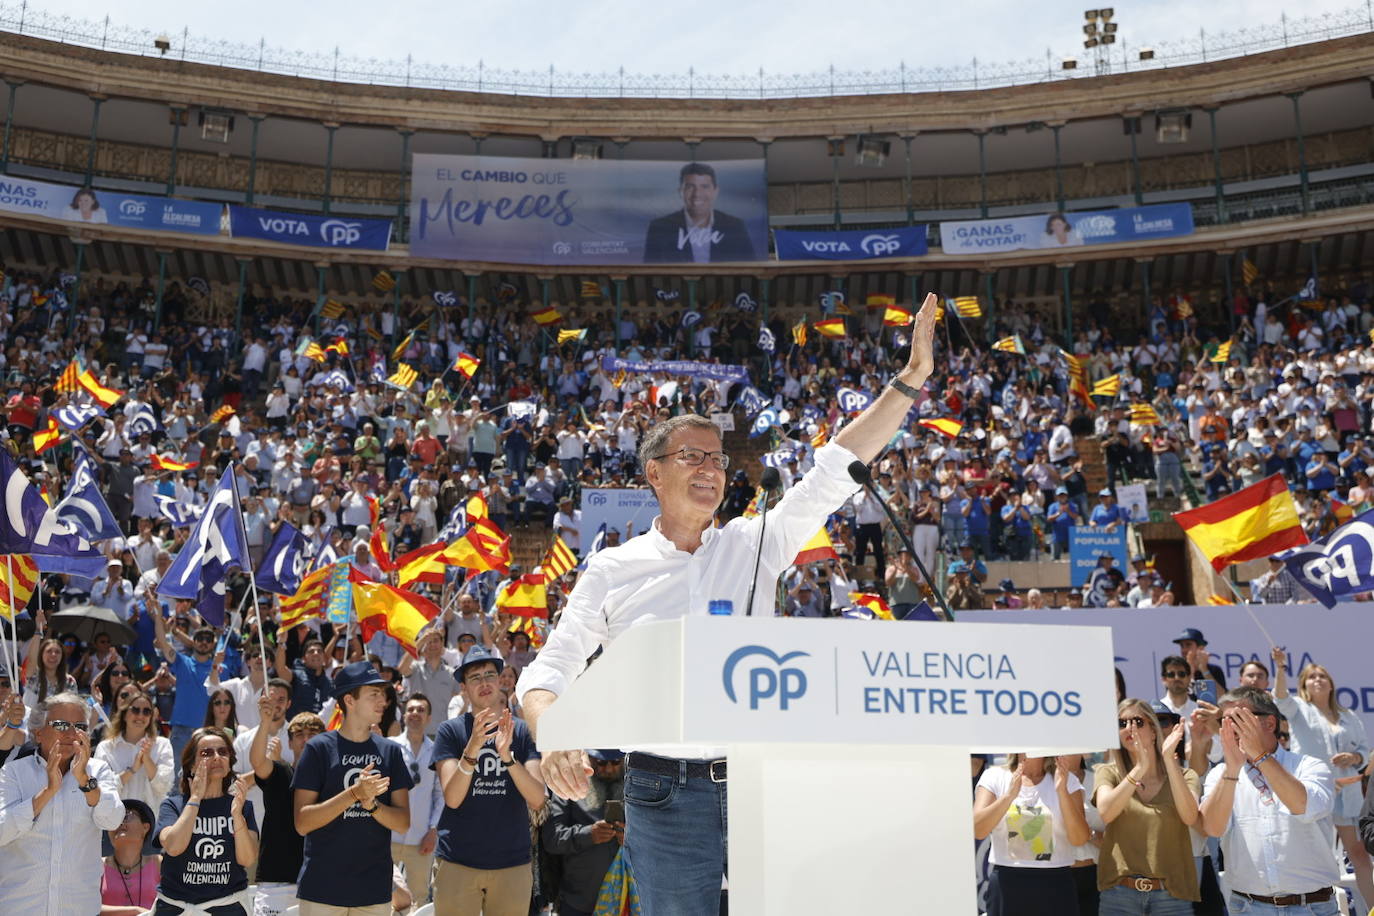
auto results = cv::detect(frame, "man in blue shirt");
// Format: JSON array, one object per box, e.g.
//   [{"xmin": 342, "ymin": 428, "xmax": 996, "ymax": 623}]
[
  {"xmin": 153, "ymin": 608, "xmax": 226, "ymax": 771},
  {"xmin": 1305, "ymin": 450, "xmax": 1338, "ymax": 493},
  {"xmin": 1088, "ymin": 488, "xmax": 1128, "ymax": 530},
  {"xmin": 1046, "ymin": 487, "xmax": 1081, "ymax": 560},
  {"xmin": 433, "ymin": 646, "xmax": 545, "ymax": 916}
]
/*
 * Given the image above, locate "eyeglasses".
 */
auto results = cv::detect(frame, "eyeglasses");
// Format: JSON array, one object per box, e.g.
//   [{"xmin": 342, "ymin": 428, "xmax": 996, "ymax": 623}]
[
  {"xmin": 649, "ymin": 447, "xmax": 730, "ymax": 470},
  {"xmin": 211, "ymin": 699, "xmax": 233, "ymax": 706},
  {"xmin": 409, "ymin": 761, "xmax": 421, "ymax": 782},
  {"xmin": 110, "ymin": 669, "xmax": 129, "ymax": 677},
  {"xmin": 1277, "ymin": 731, "xmax": 1291, "ymax": 742},
  {"xmin": 47, "ymin": 719, "xmax": 89, "ymax": 733},
  {"xmin": 197, "ymin": 747, "xmax": 231, "ymax": 758},
  {"xmin": 465, "ymin": 672, "xmax": 500, "ymax": 685},
  {"xmin": 120, "ymin": 809, "xmax": 145, "ymax": 825},
  {"xmin": 1163, "ymin": 670, "xmax": 1191, "ymax": 679},
  {"xmin": 1117, "ymin": 716, "xmax": 1148, "ymax": 729},
  {"xmin": 127, "ymin": 706, "xmax": 153, "ymax": 716}
]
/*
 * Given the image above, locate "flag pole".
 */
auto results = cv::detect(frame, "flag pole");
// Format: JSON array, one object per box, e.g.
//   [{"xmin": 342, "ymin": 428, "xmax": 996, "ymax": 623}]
[
  {"xmin": 1183, "ymin": 535, "xmax": 1277, "ymax": 646},
  {"xmin": 5, "ymin": 556, "xmax": 17, "ymax": 688}
]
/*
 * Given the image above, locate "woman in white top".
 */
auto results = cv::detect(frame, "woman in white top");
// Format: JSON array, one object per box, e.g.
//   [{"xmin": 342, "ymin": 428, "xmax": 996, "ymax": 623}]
[
  {"xmin": 1272, "ymin": 647, "xmax": 1373, "ymax": 908},
  {"xmin": 974, "ymin": 754, "xmax": 1090, "ymax": 916},
  {"xmin": 94, "ymin": 687, "xmax": 174, "ymax": 808}
]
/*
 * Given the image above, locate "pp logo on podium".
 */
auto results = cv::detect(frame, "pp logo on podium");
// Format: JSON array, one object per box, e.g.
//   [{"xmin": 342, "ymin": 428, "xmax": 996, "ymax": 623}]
[{"xmin": 722, "ymin": 646, "xmax": 809, "ymax": 710}]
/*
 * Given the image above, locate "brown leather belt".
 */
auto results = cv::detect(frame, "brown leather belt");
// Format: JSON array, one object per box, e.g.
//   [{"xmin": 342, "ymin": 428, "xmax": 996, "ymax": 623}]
[
  {"xmin": 1117, "ymin": 876, "xmax": 1165, "ymax": 892},
  {"xmin": 1234, "ymin": 888, "xmax": 1334, "ymax": 907}
]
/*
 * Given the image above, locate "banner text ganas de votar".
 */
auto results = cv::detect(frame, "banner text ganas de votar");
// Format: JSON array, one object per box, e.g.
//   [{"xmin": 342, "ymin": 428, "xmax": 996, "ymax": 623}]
[{"xmin": 856, "ymin": 650, "xmax": 1083, "ymax": 717}]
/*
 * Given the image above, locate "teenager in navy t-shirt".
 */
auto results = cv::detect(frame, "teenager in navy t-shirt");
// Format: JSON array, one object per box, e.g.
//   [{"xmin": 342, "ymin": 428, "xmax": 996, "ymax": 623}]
[
  {"xmin": 154, "ymin": 727, "xmax": 259, "ymax": 914},
  {"xmin": 291, "ymin": 662, "xmax": 412, "ymax": 913},
  {"xmin": 432, "ymin": 646, "xmax": 545, "ymax": 916}
]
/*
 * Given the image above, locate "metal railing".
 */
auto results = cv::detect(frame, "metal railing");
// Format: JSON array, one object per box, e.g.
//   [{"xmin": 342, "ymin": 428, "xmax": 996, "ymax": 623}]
[{"xmin": 0, "ymin": 2, "xmax": 1371, "ymax": 99}]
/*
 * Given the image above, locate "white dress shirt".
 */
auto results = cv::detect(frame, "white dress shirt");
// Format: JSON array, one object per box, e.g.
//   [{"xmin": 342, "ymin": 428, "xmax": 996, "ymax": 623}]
[
  {"xmin": 517, "ymin": 441, "xmax": 861, "ymax": 759},
  {"xmin": 220, "ymin": 675, "xmax": 265, "ymax": 731},
  {"xmin": 0, "ymin": 753, "xmax": 125, "ymax": 916},
  {"xmin": 1202, "ymin": 748, "xmax": 1337, "ymax": 896},
  {"xmin": 389, "ymin": 733, "xmax": 444, "ymax": 846},
  {"xmin": 234, "ymin": 722, "xmax": 295, "ymax": 827},
  {"xmin": 93, "ymin": 733, "xmax": 174, "ymax": 807}
]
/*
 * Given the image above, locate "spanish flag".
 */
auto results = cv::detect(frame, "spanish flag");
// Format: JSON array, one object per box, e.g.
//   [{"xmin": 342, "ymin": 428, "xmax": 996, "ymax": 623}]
[
  {"xmin": 452, "ymin": 352, "xmax": 481, "ymax": 379},
  {"xmin": 849, "ymin": 592, "xmax": 894, "ymax": 620},
  {"xmin": 388, "ymin": 363, "xmax": 418, "ymax": 390},
  {"xmin": 1210, "ymin": 341, "xmax": 1232, "ymax": 364},
  {"xmin": 324, "ymin": 337, "xmax": 349, "ymax": 357},
  {"xmin": 210, "ymin": 405, "xmax": 236, "ymax": 424},
  {"xmin": 1091, "ymin": 375, "xmax": 1121, "ymax": 398},
  {"xmin": 1207, "ymin": 593, "xmax": 1236, "ymax": 606},
  {"xmin": 442, "ymin": 517, "xmax": 511, "ymax": 575},
  {"xmin": 558, "ymin": 329, "xmax": 588, "ymax": 345},
  {"xmin": 352, "ymin": 571, "xmax": 441, "ymax": 657},
  {"xmin": 77, "ymin": 368, "xmax": 123, "ymax": 408},
  {"xmin": 531, "ymin": 306, "xmax": 562, "ymax": 326},
  {"xmin": 465, "ymin": 491, "xmax": 488, "ymax": 525},
  {"xmin": 33, "ymin": 418, "xmax": 63, "ymax": 455},
  {"xmin": 882, "ymin": 306, "xmax": 913, "ymax": 327},
  {"xmin": 1331, "ymin": 497, "xmax": 1355, "ymax": 526},
  {"xmin": 1173, "ymin": 473, "xmax": 1309, "ymax": 572},
  {"xmin": 791, "ymin": 319, "xmax": 808, "ymax": 347},
  {"xmin": 394, "ymin": 542, "xmax": 449, "ymax": 590},
  {"xmin": 495, "ymin": 573, "xmax": 550, "ymax": 619},
  {"xmin": 950, "ymin": 296, "xmax": 983, "ymax": 318},
  {"xmin": 509, "ymin": 616, "xmax": 545, "ymax": 650},
  {"xmin": 541, "ymin": 535, "xmax": 578, "ymax": 581},
  {"xmin": 0, "ymin": 555, "xmax": 39, "ymax": 616},
  {"xmin": 151, "ymin": 455, "xmax": 197, "ymax": 472},
  {"xmin": 866, "ymin": 293, "xmax": 896, "ymax": 308},
  {"xmin": 918, "ymin": 418, "xmax": 963, "ymax": 439},
  {"xmin": 611, "ymin": 369, "xmax": 627, "ymax": 389},
  {"xmin": 792, "ymin": 527, "xmax": 839, "ymax": 566},
  {"xmin": 991, "ymin": 335, "xmax": 1025, "ymax": 355},
  {"xmin": 813, "ymin": 319, "xmax": 847, "ymax": 339},
  {"xmin": 1129, "ymin": 403, "xmax": 1161, "ymax": 426}
]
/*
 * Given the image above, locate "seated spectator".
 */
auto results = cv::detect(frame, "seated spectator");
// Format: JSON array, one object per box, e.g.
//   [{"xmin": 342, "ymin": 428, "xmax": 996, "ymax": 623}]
[{"xmin": 101, "ymin": 798, "xmax": 161, "ymax": 916}]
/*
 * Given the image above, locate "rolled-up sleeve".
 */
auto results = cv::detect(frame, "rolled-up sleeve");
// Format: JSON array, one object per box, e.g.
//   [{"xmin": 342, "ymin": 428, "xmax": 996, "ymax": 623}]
[
  {"xmin": 761, "ymin": 441, "xmax": 864, "ymax": 570},
  {"xmin": 516, "ymin": 560, "xmax": 611, "ymax": 703},
  {"xmin": 1292, "ymin": 756, "xmax": 1336, "ymax": 823}
]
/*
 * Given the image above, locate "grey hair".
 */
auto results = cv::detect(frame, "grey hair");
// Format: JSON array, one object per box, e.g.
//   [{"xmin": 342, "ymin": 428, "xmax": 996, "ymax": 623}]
[
  {"xmin": 36, "ymin": 692, "xmax": 87, "ymax": 727},
  {"xmin": 637, "ymin": 414, "xmax": 721, "ymax": 472},
  {"xmin": 1218, "ymin": 685, "xmax": 1280, "ymax": 719}
]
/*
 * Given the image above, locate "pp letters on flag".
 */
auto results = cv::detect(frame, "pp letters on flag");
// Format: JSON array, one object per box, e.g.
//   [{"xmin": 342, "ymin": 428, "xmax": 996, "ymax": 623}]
[{"xmin": 1282, "ymin": 509, "xmax": 1374, "ymax": 607}]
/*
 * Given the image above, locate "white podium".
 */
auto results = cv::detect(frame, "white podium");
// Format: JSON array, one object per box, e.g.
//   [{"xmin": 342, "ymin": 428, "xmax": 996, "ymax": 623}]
[{"xmin": 537, "ymin": 616, "xmax": 1117, "ymax": 915}]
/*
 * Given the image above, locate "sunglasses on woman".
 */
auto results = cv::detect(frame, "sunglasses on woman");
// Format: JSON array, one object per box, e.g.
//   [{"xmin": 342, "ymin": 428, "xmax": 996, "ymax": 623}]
[
  {"xmin": 1117, "ymin": 716, "xmax": 1148, "ymax": 729},
  {"xmin": 197, "ymin": 746, "xmax": 231, "ymax": 758},
  {"xmin": 128, "ymin": 706, "xmax": 154, "ymax": 716}
]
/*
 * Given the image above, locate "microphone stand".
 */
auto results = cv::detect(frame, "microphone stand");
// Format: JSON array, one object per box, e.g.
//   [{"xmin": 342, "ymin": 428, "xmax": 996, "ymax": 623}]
[
  {"xmin": 850, "ymin": 462, "xmax": 956, "ymax": 621},
  {"xmin": 744, "ymin": 490, "xmax": 772, "ymax": 617}
]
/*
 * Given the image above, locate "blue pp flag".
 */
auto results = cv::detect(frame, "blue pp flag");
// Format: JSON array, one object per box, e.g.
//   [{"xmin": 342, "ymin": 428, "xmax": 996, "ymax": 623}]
[
  {"xmin": 0, "ymin": 450, "xmax": 107, "ymax": 578},
  {"xmin": 750, "ymin": 407, "xmax": 779, "ymax": 438},
  {"xmin": 159, "ymin": 466, "xmax": 252, "ymax": 626},
  {"xmin": 154, "ymin": 493, "xmax": 202, "ymax": 528},
  {"xmin": 55, "ymin": 450, "xmax": 121, "ymax": 541},
  {"xmin": 736, "ymin": 385, "xmax": 769, "ymax": 417},
  {"xmin": 837, "ymin": 387, "xmax": 875, "ymax": 414},
  {"xmin": 254, "ymin": 522, "xmax": 306, "ymax": 596},
  {"xmin": 757, "ymin": 325, "xmax": 775, "ymax": 354},
  {"xmin": 126, "ymin": 402, "xmax": 160, "ymax": 438},
  {"xmin": 53, "ymin": 403, "xmax": 104, "ymax": 431},
  {"xmin": 1281, "ymin": 511, "xmax": 1374, "ymax": 608},
  {"xmin": 899, "ymin": 599, "xmax": 940, "ymax": 621}
]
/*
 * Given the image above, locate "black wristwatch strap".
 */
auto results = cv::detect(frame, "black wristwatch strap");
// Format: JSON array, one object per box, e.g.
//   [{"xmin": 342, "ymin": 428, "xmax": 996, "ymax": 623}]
[
  {"xmin": 889, "ymin": 377, "xmax": 922, "ymax": 399},
  {"xmin": 79, "ymin": 777, "xmax": 99, "ymax": 792}
]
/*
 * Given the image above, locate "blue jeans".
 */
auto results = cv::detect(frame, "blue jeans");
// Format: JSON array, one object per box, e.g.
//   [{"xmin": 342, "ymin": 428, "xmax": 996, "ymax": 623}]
[
  {"xmin": 1098, "ymin": 883, "xmax": 1194, "ymax": 916},
  {"xmin": 169, "ymin": 724, "xmax": 197, "ymax": 777},
  {"xmin": 622, "ymin": 761, "xmax": 727, "ymax": 916},
  {"xmin": 1227, "ymin": 891, "xmax": 1338, "ymax": 916}
]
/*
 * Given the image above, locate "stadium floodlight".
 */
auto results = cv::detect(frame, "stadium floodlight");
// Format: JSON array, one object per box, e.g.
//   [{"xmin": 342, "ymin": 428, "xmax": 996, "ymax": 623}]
[
  {"xmin": 854, "ymin": 135, "xmax": 890, "ymax": 168},
  {"xmin": 1083, "ymin": 23, "xmax": 1098, "ymax": 35},
  {"xmin": 1084, "ymin": 9, "xmax": 1099, "ymax": 20},
  {"xmin": 1062, "ymin": 58, "xmax": 1079, "ymax": 70},
  {"xmin": 154, "ymin": 35, "xmax": 171, "ymax": 54},
  {"xmin": 1138, "ymin": 47, "xmax": 1155, "ymax": 60},
  {"xmin": 1084, "ymin": 38, "xmax": 1099, "ymax": 49},
  {"xmin": 1100, "ymin": 7, "xmax": 1114, "ymax": 18},
  {"xmin": 1155, "ymin": 109, "xmax": 1192, "ymax": 143},
  {"xmin": 1104, "ymin": 21, "xmax": 1118, "ymax": 33},
  {"xmin": 1102, "ymin": 33, "xmax": 1116, "ymax": 44}
]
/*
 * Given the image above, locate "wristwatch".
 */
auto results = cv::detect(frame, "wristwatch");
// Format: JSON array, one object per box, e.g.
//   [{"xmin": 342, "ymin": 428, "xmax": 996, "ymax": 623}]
[
  {"xmin": 78, "ymin": 776, "xmax": 99, "ymax": 792},
  {"xmin": 889, "ymin": 377, "xmax": 922, "ymax": 399}
]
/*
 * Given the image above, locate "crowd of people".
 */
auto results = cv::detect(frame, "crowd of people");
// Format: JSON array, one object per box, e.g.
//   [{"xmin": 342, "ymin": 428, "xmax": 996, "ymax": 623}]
[{"xmin": 1, "ymin": 258, "xmax": 1373, "ymax": 915}]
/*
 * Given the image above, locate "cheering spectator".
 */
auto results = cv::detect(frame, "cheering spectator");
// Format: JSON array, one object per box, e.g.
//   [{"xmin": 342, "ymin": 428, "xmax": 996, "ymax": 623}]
[
  {"xmin": 400, "ymin": 629, "xmax": 457, "ymax": 736},
  {"xmin": 248, "ymin": 707, "xmax": 325, "ymax": 916},
  {"xmin": 94, "ymin": 687, "xmax": 174, "ymax": 808},
  {"xmin": 390, "ymin": 694, "xmax": 444, "ymax": 910},
  {"xmin": 154, "ymin": 615, "xmax": 226, "ymax": 767},
  {"xmin": 154, "ymin": 728, "xmax": 259, "ymax": 914},
  {"xmin": 0, "ymin": 692, "xmax": 125, "ymax": 916},
  {"xmin": 277, "ymin": 635, "xmax": 333, "ymax": 718},
  {"xmin": 292, "ymin": 662, "xmax": 413, "ymax": 914}
]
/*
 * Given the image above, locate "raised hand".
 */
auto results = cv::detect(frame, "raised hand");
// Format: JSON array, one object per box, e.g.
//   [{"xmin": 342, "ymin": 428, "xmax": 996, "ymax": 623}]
[
  {"xmin": 229, "ymin": 771, "xmax": 255, "ymax": 818},
  {"xmin": 494, "ymin": 709, "xmax": 514, "ymax": 759},
  {"xmin": 70, "ymin": 729, "xmax": 91, "ymax": 781},
  {"xmin": 45, "ymin": 743, "xmax": 65, "ymax": 792},
  {"xmin": 541, "ymin": 749, "xmax": 593, "ymax": 801},
  {"xmin": 905, "ymin": 293, "xmax": 939, "ymax": 382},
  {"xmin": 1162, "ymin": 722, "xmax": 1186, "ymax": 759},
  {"xmin": 189, "ymin": 758, "xmax": 210, "ymax": 801},
  {"xmin": 352, "ymin": 763, "xmax": 390, "ymax": 806},
  {"xmin": 465, "ymin": 709, "xmax": 499, "ymax": 757},
  {"xmin": 1270, "ymin": 645, "xmax": 1286, "ymax": 666}
]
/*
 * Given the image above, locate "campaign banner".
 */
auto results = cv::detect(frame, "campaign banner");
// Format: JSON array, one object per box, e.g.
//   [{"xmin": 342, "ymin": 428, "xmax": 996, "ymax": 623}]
[
  {"xmin": 580, "ymin": 488, "xmax": 660, "ymax": 545},
  {"xmin": 1068, "ymin": 526, "xmax": 1129, "ymax": 586},
  {"xmin": 600, "ymin": 355, "xmax": 749, "ymax": 384},
  {"xmin": 409, "ymin": 153, "xmax": 769, "ymax": 265},
  {"xmin": 0, "ymin": 173, "xmax": 222, "ymax": 235},
  {"xmin": 961, "ymin": 604, "xmax": 1374, "ymax": 738},
  {"xmin": 1116, "ymin": 483, "xmax": 1150, "ymax": 524},
  {"xmin": 228, "ymin": 205, "xmax": 392, "ymax": 251},
  {"xmin": 939, "ymin": 203, "xmax": 1194, "ymax": 255},
  {"xmin": 773, "ymin": 226, "xmax": 928, "ymax": 261}
]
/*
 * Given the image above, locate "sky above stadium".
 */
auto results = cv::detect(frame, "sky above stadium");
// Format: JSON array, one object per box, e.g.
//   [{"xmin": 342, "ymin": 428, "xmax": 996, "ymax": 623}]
[{"xmin": 26, "ymin": 0, "xmax": 1365, "ymax": 83}]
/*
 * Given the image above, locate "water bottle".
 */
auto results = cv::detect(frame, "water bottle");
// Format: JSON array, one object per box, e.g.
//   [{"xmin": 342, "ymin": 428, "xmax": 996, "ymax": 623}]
[{"xmin": 708, "ymin": 599, "xmax": 734, "ymax": 616}]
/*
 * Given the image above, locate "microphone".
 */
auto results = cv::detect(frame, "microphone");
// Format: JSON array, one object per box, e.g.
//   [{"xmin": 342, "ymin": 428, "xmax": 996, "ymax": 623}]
[
  {"xmin": 847, "ymin": 460, "xmax": 955, "ymax": 621},
  {"xmin": 744, "ymin": 467, "xmax": 783, "ymax": 616}
]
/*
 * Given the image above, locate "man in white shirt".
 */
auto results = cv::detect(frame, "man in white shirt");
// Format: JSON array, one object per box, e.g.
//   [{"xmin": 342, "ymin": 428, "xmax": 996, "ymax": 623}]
[
  {"xmin": 0, "ymin": 693, "xmax": 124, "ymax": 916},
  {"xmin": 389, "ymin": 694, "xmax": 444, "ymax": 909},
  {"xmin": 232, "ymin": 678, "xmax": 294, "ymax": 825},
  {"xmin": 1200, "ymin": 687, "xmax": 1338, "ymax": 914},
  {"xmin": 518, "ymin": 293, "xmax": 939, "ymax": 916}
]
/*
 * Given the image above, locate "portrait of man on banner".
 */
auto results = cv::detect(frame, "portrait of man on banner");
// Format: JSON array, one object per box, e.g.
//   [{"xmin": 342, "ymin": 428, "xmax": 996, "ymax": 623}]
[{"xmin": 643, "ymin": 162, "xmax": 757, "ymax": 263}]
